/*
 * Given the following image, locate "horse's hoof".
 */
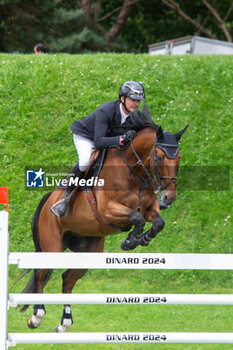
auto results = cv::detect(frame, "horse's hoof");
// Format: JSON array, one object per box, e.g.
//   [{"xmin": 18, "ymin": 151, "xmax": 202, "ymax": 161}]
[
  {"xmin": 27, "ymin": 310, "xmax": 45, "ymax": 329},
  {"xmin": 121, "ymin": 239, "xmax": 131, "ymax": 251},
  {"xmin": 27, "ymin": 316, "xmax": 38, "ymax": 329},
  {"xmin": 140, "ymin": 240, "xmax": 149, "ymax": 247},
  {"xmin": 139, "ymin": 235, "xmax": 150, "ymax": 247},
  {"xmin": 55, "ymin": 325, "xmax": 68, "ymax": 333},
  {"xmin": 121, "ymin": 238, "xmax": 139, "ymax": 251}
]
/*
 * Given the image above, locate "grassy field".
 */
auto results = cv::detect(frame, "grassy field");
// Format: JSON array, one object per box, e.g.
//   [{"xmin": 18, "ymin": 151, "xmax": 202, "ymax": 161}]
[{"xmin": 0, "ymin": 53, "xmax": 232, "ymax": 350}]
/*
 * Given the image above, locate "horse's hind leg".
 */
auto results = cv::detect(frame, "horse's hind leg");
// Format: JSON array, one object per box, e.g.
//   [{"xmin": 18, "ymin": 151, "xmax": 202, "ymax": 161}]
[
  {"xmin": 55, "ymin": 236, "xmax": 104, "ymax": 333},
  {"xmin": 54, "ymin": 268, "xmax": 88, "ymax": 333},
  {"xmin": 27, "ymin": 198, "xmax": 63, "ymax": 329},
  {"xmin": 27, "ymin": 269, "xmax": 50, "ymax": 329}
]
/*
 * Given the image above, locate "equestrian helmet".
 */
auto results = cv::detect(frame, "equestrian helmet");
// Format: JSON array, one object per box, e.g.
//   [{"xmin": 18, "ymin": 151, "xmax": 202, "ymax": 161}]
[{"xmin": 119, "ymin": 81, "xmax": 146, "ymax": 100}]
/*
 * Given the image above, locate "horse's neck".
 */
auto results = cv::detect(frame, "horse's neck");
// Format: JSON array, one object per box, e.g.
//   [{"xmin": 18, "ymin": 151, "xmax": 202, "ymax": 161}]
[{"xmin": 126, "ymin": 130, "xmax": 155, "ymax": 163}]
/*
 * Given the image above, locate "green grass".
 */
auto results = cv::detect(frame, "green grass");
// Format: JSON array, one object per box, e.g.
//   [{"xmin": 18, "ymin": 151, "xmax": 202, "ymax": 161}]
[{"xmin": 1, "ymin": 53, "xmax": 232, "ymax": 349}]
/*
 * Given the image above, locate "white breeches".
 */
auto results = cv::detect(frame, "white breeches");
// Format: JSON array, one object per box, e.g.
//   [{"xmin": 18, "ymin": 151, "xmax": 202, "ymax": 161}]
[{"xmin": 73, "ymin": 134, "xmax": 95, "ymax": 172}]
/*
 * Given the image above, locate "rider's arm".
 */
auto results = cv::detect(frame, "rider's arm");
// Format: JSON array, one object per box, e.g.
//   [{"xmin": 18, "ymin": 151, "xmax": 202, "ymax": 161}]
[{"xmin": 94, "ymin": 108, "xmax": 122, "ymax": 149}]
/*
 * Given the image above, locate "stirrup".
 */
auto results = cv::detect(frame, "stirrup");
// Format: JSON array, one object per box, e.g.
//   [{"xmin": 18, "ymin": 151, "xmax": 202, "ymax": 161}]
[{"xmin": 50, "ymin": 198, "xmax": 69, "ymax": 218}]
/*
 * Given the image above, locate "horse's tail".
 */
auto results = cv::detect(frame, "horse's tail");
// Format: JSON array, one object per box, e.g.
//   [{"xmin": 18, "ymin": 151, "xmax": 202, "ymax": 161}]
[
  {"xmin": 20, "ymin": 192, "xmax": 53, "ymax": 312},
  {"xmin": 32, "ymin": 191, "xmax": 53, "ymax": 252}
]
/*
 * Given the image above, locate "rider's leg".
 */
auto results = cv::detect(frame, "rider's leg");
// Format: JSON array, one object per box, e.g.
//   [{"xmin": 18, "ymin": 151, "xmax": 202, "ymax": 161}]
[
  {"xmin": 50, "ymin": 134, "xmax": 95, "ymax": 218},
  {"xmin": 50, "ymin": 162, "xmax": 85, "ymax": 218},
  {"xmin": 73, "ymin": 134, "xmax": 95, "ymax": 172}
]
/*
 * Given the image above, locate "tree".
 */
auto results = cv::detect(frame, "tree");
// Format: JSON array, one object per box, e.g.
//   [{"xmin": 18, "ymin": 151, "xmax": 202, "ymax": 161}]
[
  {"xmin": 0, "ymin": 0, "xmax": 147, "ymax": 53},
  {"xmin": 0, "ymin": 0, "xmax": 233, "ymax": 53},
  {"xmin": 0, "ymin": 0, "xmax": 110, "ymax": 53},
  {"xmin": 79, "ymin": 0, "xmax": 141, "ymax": 44},
  {"xmin": 161, "ymin": 0, "xmax": 233, "ymax": 42}
]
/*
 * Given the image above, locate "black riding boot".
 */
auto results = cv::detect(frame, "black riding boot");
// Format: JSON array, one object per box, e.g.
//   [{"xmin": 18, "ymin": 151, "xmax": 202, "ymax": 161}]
[{"xmin": 50, "ymin": 162, "xmax": 85, "ymax": 218}]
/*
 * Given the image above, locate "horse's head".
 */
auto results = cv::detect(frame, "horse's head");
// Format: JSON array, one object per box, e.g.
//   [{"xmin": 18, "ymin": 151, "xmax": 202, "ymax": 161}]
[{"xmin": 153, "ymin": 125, "xmax": 188, "ymax": 206}]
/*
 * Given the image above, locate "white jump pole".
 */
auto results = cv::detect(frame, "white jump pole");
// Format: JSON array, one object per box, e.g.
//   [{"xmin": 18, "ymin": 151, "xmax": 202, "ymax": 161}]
[
  {"xmin": 2, "ymin": 177, "xmax": 233, "ymax": 348},
  {"xmin": 9, "ymin": 252, "xmax": 233, "ymax": 270},
  {"xmin": 8, "ymin": 293, "xmax": 233, "ymax": 306},
  {"xmin": 0, "ymin": 211, "xmax": 9, "ymax": 350},
  {"xmin": 7, "ymin": 332, "xmax": 233, "ymax": 345}
]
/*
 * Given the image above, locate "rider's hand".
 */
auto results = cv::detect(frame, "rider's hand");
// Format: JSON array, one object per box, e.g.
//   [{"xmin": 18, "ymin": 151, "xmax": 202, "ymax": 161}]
[{"xmin": 119, "ymin": 130, "xmax": 136, "ymax": 145}]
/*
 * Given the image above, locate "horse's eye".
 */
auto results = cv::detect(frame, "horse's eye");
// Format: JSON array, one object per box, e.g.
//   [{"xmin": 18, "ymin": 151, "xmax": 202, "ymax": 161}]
[{"xmin": 157, "ymin": 155, "xmax": 163, "ymax": 163}]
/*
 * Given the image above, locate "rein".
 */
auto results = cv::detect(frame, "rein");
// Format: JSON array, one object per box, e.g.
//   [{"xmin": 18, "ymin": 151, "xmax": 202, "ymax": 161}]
[
  {"xmin": 120, "ymin": 139, "xmax": 178, "ymax": 211},
  {"xmin": 120, "ymin": 142, "xmax": 158, "ymax": 212}
]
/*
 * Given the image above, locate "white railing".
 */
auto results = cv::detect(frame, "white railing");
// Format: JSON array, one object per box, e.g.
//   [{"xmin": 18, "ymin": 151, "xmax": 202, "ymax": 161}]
[
  {"xmin": 7, "ymin": 332, "xmax": 233, "ymax": 345},
  {"xmin": 1, "ymin": 210, "xmax": 233, "ymax": 349},
  {"xmin": 9, "ymin": 251, "xmax": 233, "ymax": 270},
  {"xmin": 8, "ymin": 293, "xmax": 233, "ymax": 307}
]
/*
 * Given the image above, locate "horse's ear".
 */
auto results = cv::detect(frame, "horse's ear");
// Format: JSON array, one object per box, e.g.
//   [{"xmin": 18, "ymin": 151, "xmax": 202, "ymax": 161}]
[
  {"xmin": 174, "ymin": 124, "xmax": 189, "ymax": 141},
  {"xmin": 143, "ymin": 104, "xmax": 150, "ymax": 118},
  {"xmin": 157, "ymin": 125, "xmax": 164, "ymax": 143}
]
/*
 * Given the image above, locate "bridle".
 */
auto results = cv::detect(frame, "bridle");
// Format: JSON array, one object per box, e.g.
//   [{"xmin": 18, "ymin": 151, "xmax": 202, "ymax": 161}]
[
  {"xmin": 120, "ymin": 136, "xmax": 179, "ymax": 211},
  {"xmin": 150, "ymin": 142, "xmax": 179, "ymax": 192}
]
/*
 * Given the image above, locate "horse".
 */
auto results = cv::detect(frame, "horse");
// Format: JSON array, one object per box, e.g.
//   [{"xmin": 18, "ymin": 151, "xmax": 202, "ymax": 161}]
[{"xmin": 21, "ymin": 117, "xmax": 188, "ymax": 333}]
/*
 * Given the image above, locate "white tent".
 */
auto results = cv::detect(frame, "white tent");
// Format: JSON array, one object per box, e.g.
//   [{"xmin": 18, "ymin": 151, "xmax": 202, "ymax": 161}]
[{"xmin": 148, "ymin": 35, "xmax": 233, "ymax": 55}]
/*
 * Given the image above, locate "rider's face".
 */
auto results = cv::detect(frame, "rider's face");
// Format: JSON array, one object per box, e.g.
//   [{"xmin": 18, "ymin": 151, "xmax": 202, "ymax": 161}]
[{"xmin": 121, "ymin": 96, "xmax": 141, "ymax": 114}]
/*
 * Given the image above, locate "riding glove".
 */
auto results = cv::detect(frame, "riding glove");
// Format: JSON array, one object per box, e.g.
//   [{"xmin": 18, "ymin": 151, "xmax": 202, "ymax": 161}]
[{"xmin": 121, "ymin": 130, "xmax": 136, "ymax": 144}]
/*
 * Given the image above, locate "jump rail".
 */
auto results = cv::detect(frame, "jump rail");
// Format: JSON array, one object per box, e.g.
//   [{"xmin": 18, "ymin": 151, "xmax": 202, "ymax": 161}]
[
  {"xmin": 8, "ymin": 293, "xmax": 233, "ymax": 307},
  {"xmin": 7, "ymin": 332, "xmax": 233, "ymax": 345},
  {"xmin": 8, "ymin": 252, "xmax": 233, "ymax": 270},
  {"xmin": 1, "ymin": 205, "xmax": 233, "ymax": 349}
]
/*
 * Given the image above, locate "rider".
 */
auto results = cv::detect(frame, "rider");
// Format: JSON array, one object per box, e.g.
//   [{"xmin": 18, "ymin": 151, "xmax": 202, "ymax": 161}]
[{"xmin": 51, "ymin": 81, "xmax": 146, "ymax": 218}]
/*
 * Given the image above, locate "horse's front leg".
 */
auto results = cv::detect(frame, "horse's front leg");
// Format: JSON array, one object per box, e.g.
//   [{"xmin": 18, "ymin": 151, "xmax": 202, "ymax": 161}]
[
  {"xmin": 102, "ymin": 200, "xmax": 146, "ymax": 251},
  {"xmin": 139, "ymin": 199, "xmax": 165, "ymax": 247},
  {"xmin": 121, "ymin": 211, "xmax": 146, "ymax": 250}
]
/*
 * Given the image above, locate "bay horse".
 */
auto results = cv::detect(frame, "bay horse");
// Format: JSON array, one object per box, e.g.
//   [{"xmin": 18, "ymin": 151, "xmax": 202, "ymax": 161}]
[{"xmin": 21, "ymin": 115, "xmax": 188, "ymax": 332}]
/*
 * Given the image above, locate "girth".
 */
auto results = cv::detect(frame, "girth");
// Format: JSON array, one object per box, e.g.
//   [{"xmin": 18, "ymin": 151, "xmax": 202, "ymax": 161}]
[{"xmin": 85, "ymin": 189, "xmax": 112, "ymax": 233}]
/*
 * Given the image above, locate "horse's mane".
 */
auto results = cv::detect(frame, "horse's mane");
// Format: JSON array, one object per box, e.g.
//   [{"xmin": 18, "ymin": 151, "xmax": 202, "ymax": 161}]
[
  {"xmin": 129, "ymin": 109, "xmax": 158, "ymax": 132},
  {"xmin": 107, "ymin": 105, "xmax": 158, "ymax": 136}
]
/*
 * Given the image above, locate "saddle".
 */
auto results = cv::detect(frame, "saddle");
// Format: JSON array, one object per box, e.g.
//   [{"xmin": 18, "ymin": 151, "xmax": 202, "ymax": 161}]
[
  {"xmin": 82, "ymin": 148, "xmax": 106, "ymax": 188},
  {"xmin": 58, "ymin": 149, "xmax": 106, "ymax": 191}
]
